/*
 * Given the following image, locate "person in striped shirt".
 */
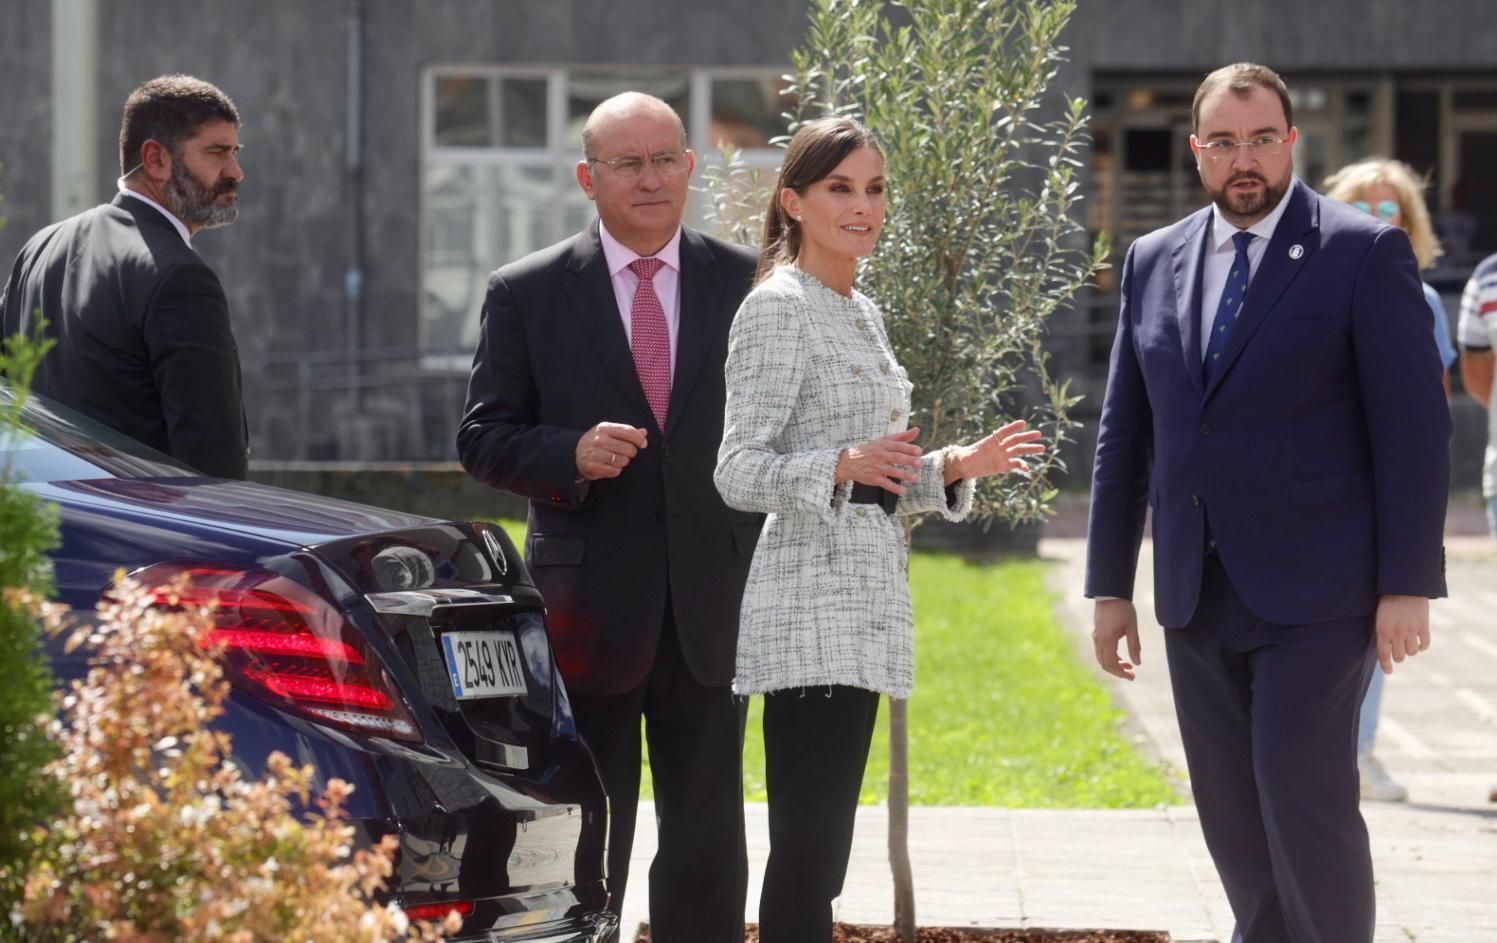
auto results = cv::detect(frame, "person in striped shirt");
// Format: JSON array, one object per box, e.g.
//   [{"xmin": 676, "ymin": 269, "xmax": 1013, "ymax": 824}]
[
  {"xmin": 1457, "ymin": 252, "xmax": 1497, "ymax": 806},
  {"xmin": 1458, "ymin": 252, "xmax": 1497, "ymax": 543}
]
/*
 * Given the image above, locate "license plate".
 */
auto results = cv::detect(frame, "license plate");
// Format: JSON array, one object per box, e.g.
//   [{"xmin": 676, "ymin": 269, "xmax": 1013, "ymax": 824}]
[{"xmin": 440, "ymin": 630, "xmax": 528, "ymax": 700}]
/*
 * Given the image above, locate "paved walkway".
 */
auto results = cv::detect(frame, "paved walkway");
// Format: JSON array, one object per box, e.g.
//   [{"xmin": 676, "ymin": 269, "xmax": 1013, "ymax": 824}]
[
  {"xmin": 1042, "ymin": 534, "xmax": 1497, "ymax": 942},
  {"xmin": 619, "ymin": 517, "xmax": 1497, "ymax": 942}
]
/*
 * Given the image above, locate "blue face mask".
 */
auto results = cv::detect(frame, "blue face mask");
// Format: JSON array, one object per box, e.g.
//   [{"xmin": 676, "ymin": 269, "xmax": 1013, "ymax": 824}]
[{"xmin": 1351, "ymin": 198, "xmax": 1399, "ymax": 223}]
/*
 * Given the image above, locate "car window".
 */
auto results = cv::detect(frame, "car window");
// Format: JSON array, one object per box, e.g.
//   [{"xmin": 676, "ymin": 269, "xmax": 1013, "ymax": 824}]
[{"xmin": 0, "ymin": 386, "xmax": 195, "ymax": 482}]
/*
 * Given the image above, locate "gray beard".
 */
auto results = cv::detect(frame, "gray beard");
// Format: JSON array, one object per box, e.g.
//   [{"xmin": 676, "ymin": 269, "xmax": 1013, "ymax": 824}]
[{"xmin": 164, "ymin": 158, "xmax": 238, "ymax": 230}]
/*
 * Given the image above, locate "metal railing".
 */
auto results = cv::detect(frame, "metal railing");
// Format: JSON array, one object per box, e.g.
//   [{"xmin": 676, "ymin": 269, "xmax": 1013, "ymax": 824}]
[
  {"xmin": 248, "ymin": 347, "xmax": 477, "ymax": 462},
  {"xmin": 243, "ymin": 294, "xmax": 1132, "ymax": 463}
]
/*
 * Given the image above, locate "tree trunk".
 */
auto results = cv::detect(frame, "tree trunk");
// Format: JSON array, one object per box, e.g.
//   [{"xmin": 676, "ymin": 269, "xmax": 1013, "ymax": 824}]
[
  {"xmin": 888, "ymin": 695, "xmax": 916, "ymax": 943},
  {"xmin": 889, "ymin": 519, "xmax": 916, "ymax": 943}
]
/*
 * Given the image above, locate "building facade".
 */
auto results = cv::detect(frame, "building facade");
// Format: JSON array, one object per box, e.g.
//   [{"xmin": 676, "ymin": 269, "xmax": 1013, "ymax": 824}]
[{"xmin": 1, "ymin": 0, "xmax": 1493, "ymax": 486}]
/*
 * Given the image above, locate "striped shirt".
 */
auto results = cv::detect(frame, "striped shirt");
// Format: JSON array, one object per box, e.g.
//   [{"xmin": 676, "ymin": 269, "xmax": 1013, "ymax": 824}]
[{"xmin": 1457, "ymin": 253, "xmax": 1497, "ymax": 498}]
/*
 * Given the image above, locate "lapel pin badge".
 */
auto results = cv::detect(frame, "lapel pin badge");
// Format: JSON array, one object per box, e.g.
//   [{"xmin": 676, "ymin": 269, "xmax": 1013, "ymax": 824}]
[{"xmin": 1288, "ymin": 244, "xmax": 1305, "ymax": 260}]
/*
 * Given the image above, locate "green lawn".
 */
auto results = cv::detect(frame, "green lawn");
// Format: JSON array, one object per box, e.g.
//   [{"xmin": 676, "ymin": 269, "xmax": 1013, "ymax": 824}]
[{"xmin": 490, "ymin": 519, "xmax": 1178, "ymax": 808}]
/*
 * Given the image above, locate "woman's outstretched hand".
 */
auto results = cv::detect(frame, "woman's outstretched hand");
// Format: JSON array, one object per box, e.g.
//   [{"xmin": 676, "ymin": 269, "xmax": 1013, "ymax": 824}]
[
  {"xmin": 835, "ymin": 427, "xmax": 923, "ymax": 495},
  {"xmin": 943, "ymin": 419, "xmax": 1045, "ymax": 485}
]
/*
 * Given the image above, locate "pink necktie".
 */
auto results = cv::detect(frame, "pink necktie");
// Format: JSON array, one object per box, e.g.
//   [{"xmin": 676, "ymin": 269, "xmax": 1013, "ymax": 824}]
[{"xmin": 628, "ymin": 257, "xmax": 671, "ymax": 429}]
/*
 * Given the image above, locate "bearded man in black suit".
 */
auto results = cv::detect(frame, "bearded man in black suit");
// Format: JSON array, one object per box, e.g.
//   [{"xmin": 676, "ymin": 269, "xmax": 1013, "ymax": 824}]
[
  {"xmin": 458, "ymin": 92, "xmax": 760, "ymax": 942},
  {"xmin": 1, "ymin": 74, "xmax": 248, "ymax": 479}
]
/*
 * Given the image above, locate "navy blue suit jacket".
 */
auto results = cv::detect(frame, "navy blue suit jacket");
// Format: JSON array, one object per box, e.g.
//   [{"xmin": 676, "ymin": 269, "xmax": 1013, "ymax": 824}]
[{"xmin": 1086, "ymin": 179, "xmax": 1449, "ymax": 627}]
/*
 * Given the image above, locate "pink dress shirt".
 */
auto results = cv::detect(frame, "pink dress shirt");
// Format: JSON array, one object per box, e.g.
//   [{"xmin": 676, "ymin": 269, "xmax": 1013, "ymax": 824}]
[{"xmin": 598, "ymin": 221, "xmax": 683, "ymax": 378}]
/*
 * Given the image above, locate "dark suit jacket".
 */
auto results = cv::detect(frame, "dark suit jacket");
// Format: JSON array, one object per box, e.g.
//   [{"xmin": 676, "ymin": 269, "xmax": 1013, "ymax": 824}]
[
  {"xmin": 0, "ymin": 193, "xmax": 248, "ymax": 479},
  {"xmin": 1086, "ymin": 179, "xmax": 1450, "ymax": 627},
  {"xmin": 458, "ymin": 222, "xmax": 761, "ymax": 695}
]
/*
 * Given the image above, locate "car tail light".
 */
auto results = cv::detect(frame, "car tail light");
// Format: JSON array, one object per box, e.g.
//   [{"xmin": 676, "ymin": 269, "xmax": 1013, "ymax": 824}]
[
  {"xmin": 128, "ymin": 563, "xmax": 421, "ymax": 743},
  {"xmin": 402, "ymin": 900, "xmax": 474, "ymax": 922}
]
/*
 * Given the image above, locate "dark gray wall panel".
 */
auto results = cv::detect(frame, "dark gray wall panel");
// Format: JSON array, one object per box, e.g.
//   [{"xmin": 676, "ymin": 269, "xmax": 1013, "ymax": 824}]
[
  {"xmin": 1082, "ymin": 0, "xmax": 1497, "ymax": 72},
  {"xmin": 0, "ymin": 0, "xmax": 54, "ymax": 269},
  {"xmin": 92, "ymin": 1, "xmax": 355, "ymax": 454}
]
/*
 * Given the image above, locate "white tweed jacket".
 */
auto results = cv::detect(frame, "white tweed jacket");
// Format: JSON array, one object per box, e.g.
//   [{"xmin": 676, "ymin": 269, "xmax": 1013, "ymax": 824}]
[{"xmin": 714, "ymin": 265, "xmax": 973, "ymax": 698}]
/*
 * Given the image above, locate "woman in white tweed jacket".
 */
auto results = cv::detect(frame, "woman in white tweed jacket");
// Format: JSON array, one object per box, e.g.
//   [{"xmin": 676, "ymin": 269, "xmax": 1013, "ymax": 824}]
[{"xmin": 713, "ymin": 117, "xmax": 1044, "ymax": 942}]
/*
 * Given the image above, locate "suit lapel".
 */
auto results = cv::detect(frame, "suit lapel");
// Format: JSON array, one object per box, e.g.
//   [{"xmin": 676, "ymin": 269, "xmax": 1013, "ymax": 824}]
[
  {"xmin": 1203, "ymin": 180, "xmax": 1320, "ymax": 400},
  {"xmin": 1171, "ymin": 208, "xmax": 1212, "ymax": 395},
  {"xmin": 112, "ymin": 192, "xmax": 196, "ymax": 252},
  {"xmin": 564, "ymin": 223, "xmax": 655, "ymax": 424},
  {"xmin": 664, "ymin": 228, "xmax": 720, "ymax": 438}
]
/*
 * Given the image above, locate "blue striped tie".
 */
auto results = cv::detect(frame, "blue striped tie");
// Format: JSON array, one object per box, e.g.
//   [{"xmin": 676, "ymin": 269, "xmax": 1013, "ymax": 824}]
[{"xmin": 1204, "ymin": 231, "xmax": 1254, "ymax": 384}]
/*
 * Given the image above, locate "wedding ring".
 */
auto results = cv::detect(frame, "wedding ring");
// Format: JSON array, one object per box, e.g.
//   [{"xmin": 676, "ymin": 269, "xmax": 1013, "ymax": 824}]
[{"xmin": 609, "ymin": 453, "xmax": 616, "ymax": 466}]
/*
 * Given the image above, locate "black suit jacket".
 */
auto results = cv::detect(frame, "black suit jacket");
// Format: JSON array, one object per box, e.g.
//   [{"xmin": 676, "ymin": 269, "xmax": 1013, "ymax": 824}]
[
  {"xmin": 0, "ymin": 194, "xmax": 248, "ymax": 479},
  {"xmin": 458, "ymin": 222, "xmax": 761, "ymax": 695}
]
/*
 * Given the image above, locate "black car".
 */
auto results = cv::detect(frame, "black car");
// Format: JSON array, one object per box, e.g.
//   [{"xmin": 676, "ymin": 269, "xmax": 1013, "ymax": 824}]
[{"xmin": 5, "ymin": 387, "xmax": 616, "ymax": 943}]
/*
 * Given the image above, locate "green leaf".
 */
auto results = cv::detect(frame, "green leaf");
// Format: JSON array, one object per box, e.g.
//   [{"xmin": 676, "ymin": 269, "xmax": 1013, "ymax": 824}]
[{"xmin": 700, "ymin": 0, "xmax": 1106, "ymax": 524}]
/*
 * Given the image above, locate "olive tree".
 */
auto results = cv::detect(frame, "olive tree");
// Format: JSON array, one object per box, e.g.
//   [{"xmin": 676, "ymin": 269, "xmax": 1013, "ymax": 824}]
[{"xmin": 702, "ymin": 1, "xmax": 1104, "ymax": 938}]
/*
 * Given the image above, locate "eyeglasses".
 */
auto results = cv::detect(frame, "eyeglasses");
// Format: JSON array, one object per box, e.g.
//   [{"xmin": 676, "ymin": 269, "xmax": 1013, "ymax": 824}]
[
  {"xmin": 1351, "ymin": 198, "xmax": 1400, "ymax": 222},
  {"xmin": 1197, "ymin": 136, "xmax": 1290, "ymax": 161},
  {"xmin": 588, "ymin": 150, "xmax": 690, "ymax": 179}
]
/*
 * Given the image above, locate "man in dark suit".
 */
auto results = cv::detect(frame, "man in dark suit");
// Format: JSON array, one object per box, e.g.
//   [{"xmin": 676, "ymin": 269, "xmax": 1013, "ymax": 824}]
[
  {"xmin": 1086, "ymin": 63, "xmax": 1449, "ymax": 943},
  {"xmin": 0, "ymin": 74, "xmax": 247, "ymax": 480},
  {"xmin": 457, "ymin": 92, "xmax": 759, "ymax": 942}
]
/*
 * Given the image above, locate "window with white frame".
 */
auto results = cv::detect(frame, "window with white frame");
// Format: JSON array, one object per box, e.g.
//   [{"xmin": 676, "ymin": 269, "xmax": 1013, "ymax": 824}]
[{"xmin": 420, "ymin": 66, "xmax": 793, "ymax": 360}]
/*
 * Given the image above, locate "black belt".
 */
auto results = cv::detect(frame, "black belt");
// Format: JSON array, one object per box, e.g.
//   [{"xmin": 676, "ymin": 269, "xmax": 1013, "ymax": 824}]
[{"xmin": 849, "ymin": 483, "xmax": 899, "ymax": 514}]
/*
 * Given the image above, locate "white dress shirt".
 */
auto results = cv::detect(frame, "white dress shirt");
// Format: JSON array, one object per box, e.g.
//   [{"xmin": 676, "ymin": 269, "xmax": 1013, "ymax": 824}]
[
  {"xmin": 598, "ymin": 220, "xmax": 683, "ymax": 377},
  {"xmin": 116, "ymin": 176, "xmax": 192, "ymax": 247},
  {"xmin": 1199, "ymin": 180, "xmax": 1296, "ymax": 356}
]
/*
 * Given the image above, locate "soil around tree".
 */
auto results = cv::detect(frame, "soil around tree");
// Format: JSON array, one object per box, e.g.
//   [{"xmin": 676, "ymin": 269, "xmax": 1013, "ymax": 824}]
[{"xmin": 634, "ymin": 924, "xmax": 1171, "ymax": 942}]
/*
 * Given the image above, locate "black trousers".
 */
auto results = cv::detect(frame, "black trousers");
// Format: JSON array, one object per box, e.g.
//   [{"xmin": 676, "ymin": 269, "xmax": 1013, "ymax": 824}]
[
  {"xmin": 759, "ymin": 685, "xmax": 881, "ymax": 943},
  {"xmin": 1165, "ymin": 555, "xmax": 1377, "ymax": 943},
  {"xmin": 568, "ymin": 610, "xmax": 748, "ymax": 943}
]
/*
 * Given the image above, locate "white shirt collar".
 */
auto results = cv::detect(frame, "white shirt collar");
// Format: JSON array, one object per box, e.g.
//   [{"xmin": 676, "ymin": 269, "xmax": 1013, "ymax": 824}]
[
  {"xmin": 1209, "ymin": 176, "xmax": 1297, "ymax": 251},
  {"xmin": 116, "ymin": 177, "xmax": 193, "ymax": 247},
  {"xmin": 598, "ymin": 220, "xmax": 681, "ymax": 277}
]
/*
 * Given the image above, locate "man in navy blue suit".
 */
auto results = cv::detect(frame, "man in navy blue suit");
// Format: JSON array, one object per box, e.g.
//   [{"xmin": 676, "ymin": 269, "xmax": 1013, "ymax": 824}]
[{"xmin": 1086, "ymin": 63, "xmax": 1449, "ymax": 943}]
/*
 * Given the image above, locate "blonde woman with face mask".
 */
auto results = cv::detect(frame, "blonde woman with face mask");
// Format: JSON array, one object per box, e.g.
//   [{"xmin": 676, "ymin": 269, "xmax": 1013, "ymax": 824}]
[
  {"xmin": 1323, "ymin": 157, "xmax": 1456, "ymax": 803},
  {"xmin": 1324, "ymin": 159, "xmax": 1458, "ymax": 396}
]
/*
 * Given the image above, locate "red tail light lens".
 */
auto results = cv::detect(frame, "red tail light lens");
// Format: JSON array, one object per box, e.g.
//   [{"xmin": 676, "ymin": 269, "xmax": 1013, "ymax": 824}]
[
  {"xmin": 402, "ymin": 900, "xmax": 474, "ymax": 922},
  {"xmin": 128, "ymin": 563, "xmax": 422, "ymax": 743}
]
